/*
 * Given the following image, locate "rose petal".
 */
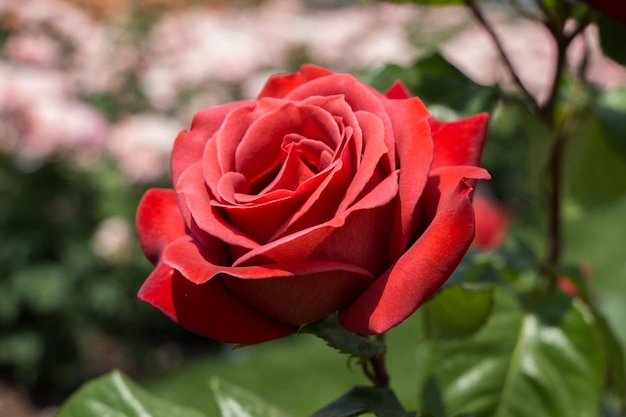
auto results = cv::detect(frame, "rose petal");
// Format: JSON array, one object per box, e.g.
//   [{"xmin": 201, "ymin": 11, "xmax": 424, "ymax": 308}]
[
  {"xmin": 177, "ymin": 162, "xmax": 259, "ymax": 250},
  {"xmin": 235, "ymin": 171, "xmax": 400, "ymax": 276},
  {"xmin": 429, "ymin": 113, "xmax": 489, "ymax": 170},
  {"xmin": 171, "ymin": 101, "xmax": 252, "ymax": 185},
  {"xmin": 284, "ymin": 73, "xmax": 396, "ymax": 171},
  {"xmin": 257, "ymin": 64, "xmax": 334, "ymax": 99},
  {"xmin": 382, "ymin": 97, "xmax": 433, "ymax": 262},
  {"xmin": 221, "ymin": 264, "xmax": 376, "ymax": 326},
  {"xmin": 203, "ymin": 100, "xmax": 282, "ymax": 188},
  {"xmin": 136, "ymin": 188, "xmax": 187, "ymax": 264},
  {"xmin": 337, "ymin": 110, "xmax": 389, "ymax": 211},
  {"xmin": 235, "ymin": 102, "xmax": 341, "ymax": 192},
  {"xmin": 160, "ymin": 235, "xmax": 376, "ymax": 325},
  {"xmin": 138, "ymin": 262, "xmax": 297, "ymax": 343},
  {"xmin": 339, "ymin": 165, "xmax": 490, "ymax": 334},
  {"xmin": 384, "ymin": 80, "xmax": 412, "ymax": 100}
]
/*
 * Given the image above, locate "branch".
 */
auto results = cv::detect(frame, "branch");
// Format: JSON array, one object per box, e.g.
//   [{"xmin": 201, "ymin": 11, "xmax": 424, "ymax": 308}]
[
  {"xmin": 565, "ymin": 7, "xmax": 594, "ymax": 46},
  {"xmin": 463, "ymin": 0, "xmax": 541, "ymax": 113}
]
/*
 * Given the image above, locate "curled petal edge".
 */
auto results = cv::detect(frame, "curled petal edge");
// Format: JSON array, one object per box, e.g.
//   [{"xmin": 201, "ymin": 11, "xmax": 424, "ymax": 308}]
[{"xmin": 339, "ymin": 165, "xmax": 490, "ymax": 334}]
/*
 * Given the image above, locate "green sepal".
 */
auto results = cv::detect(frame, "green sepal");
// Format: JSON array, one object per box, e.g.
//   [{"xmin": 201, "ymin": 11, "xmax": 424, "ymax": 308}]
[{"xmin": 300, "ymin": 313, "xmax": 386, "ymax": 359}]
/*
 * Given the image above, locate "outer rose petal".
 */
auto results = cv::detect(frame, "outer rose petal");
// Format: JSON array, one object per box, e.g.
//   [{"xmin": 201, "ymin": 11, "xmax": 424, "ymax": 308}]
[
  {"xmin": 171, "ymin": 101, "xmax": 252, "ymax": 185},
  {"xmin": 257, "ymin": 65, "xmax": 334, "ymax": 99},
  {"xmin": 161, "ymin": 235, "xmax": 375, "ymax": 326},
  {"xmin": 339, "ymin": 165, "xmax": 490, "ymax": 334},
  {"xmin": 136, "ymin": 189, "xmax": 186, "ymax": 264},
  {"xmin": 138, "ymin": 262, "xmax": 297, "ymax": 344},
  {"xmin": 381, "ymin": 97, "xmax": 432, "ymax": 262},
  {"xmin": 429, "ymin": 114, "xmax": 489, "ymax": 170},
  {"xmin": 384, "ymin": 80, "xmax": 412, "ymax": 100}
]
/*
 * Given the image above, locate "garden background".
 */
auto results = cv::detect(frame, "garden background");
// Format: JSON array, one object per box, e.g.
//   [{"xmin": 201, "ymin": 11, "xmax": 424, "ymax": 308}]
[{"xmin": 1, "ymin": 0, "xmax": 626, "ymax": 416}]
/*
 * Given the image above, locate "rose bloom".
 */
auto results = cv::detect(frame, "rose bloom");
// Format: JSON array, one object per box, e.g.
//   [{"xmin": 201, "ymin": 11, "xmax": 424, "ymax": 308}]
[{"xmin": 136, "ymin": 65, "xmax": 490, "ymax": 344}]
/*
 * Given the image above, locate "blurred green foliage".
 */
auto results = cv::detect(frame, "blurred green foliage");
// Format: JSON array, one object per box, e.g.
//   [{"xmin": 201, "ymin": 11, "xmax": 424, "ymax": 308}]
[{"xmin": 0, "ymin": 155, "xmax": 212, "ymax": 402}]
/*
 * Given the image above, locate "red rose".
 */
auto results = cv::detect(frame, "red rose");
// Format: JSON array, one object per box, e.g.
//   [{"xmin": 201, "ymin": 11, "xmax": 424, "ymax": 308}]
[{"xmin": 136, "ymin": 65, "xmax": 490, "ymax": 344}]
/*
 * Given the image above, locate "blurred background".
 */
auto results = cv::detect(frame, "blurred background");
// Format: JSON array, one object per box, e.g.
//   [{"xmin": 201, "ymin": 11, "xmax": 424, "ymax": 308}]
[{"xmin": 1, "ymin": 0, "xmax": 625, "ymax": 416}]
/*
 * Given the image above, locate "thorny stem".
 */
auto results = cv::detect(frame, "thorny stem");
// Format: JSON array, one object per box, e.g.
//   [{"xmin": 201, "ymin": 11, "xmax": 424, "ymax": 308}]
[
  {"xmin": 465, "ymin": 0, "xmax": 591, "ymax": 278},
  {"xmin": 361, "ymin": 334, "xmax": 389, "ymax": 387},
  {"xmin": 541, "ymin": 10, "xmax": 569, "ymax": 269}
]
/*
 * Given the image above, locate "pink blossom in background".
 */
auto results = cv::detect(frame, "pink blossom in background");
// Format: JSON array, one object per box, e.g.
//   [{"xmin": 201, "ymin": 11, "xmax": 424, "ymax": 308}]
[
  {"xmin": 2, "ymin": 0, "xmax": 132, "ymax": 94},
  {"xmin": 0, "ymin": 64, "xmax": 108, "ymax": 164},
  {"xmin": 91, "ymin": 216, "xmax": 134, "ymax": 264},
  {"xmin": 141, "ymin": 0, "xmax": 420, "ymax": 108},
  {"xmin": 17, "ymin": 98, "xmax": 108, "ymax": 162},
  {"xmin": 443, "ymin": 12, "xmax": 556, "ymax": 104},
  {"xmin": 442, "ymin": 9, "xmax": 626, "ymax": 99},
  {"xmin": 567, "ymin": 25, "xmax": 626, "ymax": 89},
  {"xmin": 105, "ymin": 114, "xmax": 183, "ymax": 183},
  {"xmin": 3, "ymin": 30, "xmax": 61, "ymax": 67}
]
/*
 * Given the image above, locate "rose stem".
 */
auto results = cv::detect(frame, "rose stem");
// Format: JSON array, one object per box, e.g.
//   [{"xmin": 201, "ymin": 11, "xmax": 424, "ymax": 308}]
[
  {"xmin": 465, "ymin": 0, "xmax": 592, "ymax": 284},
  {"xmin": 540, "ymin": 1, "xmax": 591, "ymax": 277},
  {"xmin": 361, "ymin": 334, "xmax": 390, "ymax": 387}
]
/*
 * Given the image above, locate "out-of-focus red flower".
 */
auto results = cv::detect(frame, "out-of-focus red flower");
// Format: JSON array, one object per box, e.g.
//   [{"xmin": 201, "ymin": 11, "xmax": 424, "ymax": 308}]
[
  {"xmin": 582, "ymin": 0, "xmax": 626, "ymax": 26},
  {"xmin": 557, "ymin": 262, "xmax": 594, "ymax": 298},
  {"xmin": 471, "ymin": 192, "xmax": 510, "ymax": 251}
]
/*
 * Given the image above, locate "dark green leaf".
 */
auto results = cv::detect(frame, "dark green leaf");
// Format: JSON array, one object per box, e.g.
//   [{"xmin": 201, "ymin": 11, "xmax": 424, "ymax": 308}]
[
  {"xmin": 423, "ymin": 284, "xmax": 494, "ymax": 340},
  {"xmin": 416, "ymin": 289, "xmax": 606, "ymax": 417},
  {"xmin": 364, "ymin": 54, "xmax": 498, "ymax": 116},
  {"xmin": 592, "ymin": 309, "xmax": 626, "ymax": 407},
  {"xmin": 301, "ymin": 313, "xmax": 386, "ymax": 358},
  {"xmin": 593, "ymin": 88, "xmax": 626, "ymax": 159},
  {"xmin": 484, "ymin": 99, "xmax": 554, "ymax": 202},
  {"xmin": 210, "ymin": 377, "xmax": 292, "ymax": 417},
  {"xmin": 311, "ymin": 386, "xmax": 411, "ymax": 417},
  {"xmin": 597, "ymin": 14, "xmax": 626, "ymax": 66},
  {"xmin": 55, "ymin": 370, "xmax": 209, "ymax": 417}
]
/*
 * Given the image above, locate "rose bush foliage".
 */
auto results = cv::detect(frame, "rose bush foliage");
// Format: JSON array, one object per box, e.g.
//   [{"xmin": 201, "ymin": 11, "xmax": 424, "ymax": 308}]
[{"xmin": 136, "ymin": 65, "xmax": 490, "ymax": 344}]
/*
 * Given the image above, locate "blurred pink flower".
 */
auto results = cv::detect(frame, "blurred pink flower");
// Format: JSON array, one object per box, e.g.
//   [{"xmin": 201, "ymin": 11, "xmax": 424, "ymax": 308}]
[
  {"xmin": 4, "ymin": 31, "xmax": 62, "ymax": 67},
  {"xmin": 442, "ymin": 8, "xmax": 626, "ymax": 100},
  {"xmin": 105, "ymin": 114, "xmax": 183, "ymax": 183},
  {"xmin": 18, "ymin": 98, "xmax": 108, "ymax": 161},
  {"xmin": 2, "ymin": 0, "xmax": 132, "ymax": 94},
  {"xmin": 0, "ymin": 64, "xmax": 108, "ymax": 163},
  {"xmin": 91, "ymin": 216, "xmax": 133, "ymax": 264}
]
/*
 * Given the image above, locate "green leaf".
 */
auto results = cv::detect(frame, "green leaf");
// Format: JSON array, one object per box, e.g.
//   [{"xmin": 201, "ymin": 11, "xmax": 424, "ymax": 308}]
[
  {"xmin": 416, "ymin": 289, "xmax": 606, "ymax": 417},
  {"xmin": 593, "ymin": 88, "xmax": 626, "ymax": 159},
  {"xmin": 311, "ymin": 386, "xmax": 413, "ymax": 417},
  {"xmin": 564, "ymin": 114, "xmax": 626, "ymax": 207},
  {"xmin": 56, "ymin": 370, "xmax": 209, "ymax": 417},
  {"xmin": 592, "ymin": 309, "xmax": 626, "ymax": 407},
  {"xmin": 301, "ymin": 313, "xmax": 386, "ymax": 358},
  {"xmin": 423, "ymin": 284, "xmax": 494, "ymax": 340},
  {"xmin": 364, "ymin": 54, "xmax": 498, "ymax": 116},
  {"xmin": 484, "ymin": 99, "xmax": 554, "ymax": 203},
  {"xmin": 210, "ymin": 377, "xmax": 292, "ymax": 417},
  {"xmin": 597, "ymin": 14, "xmax": 626, "ymax": 66}
]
